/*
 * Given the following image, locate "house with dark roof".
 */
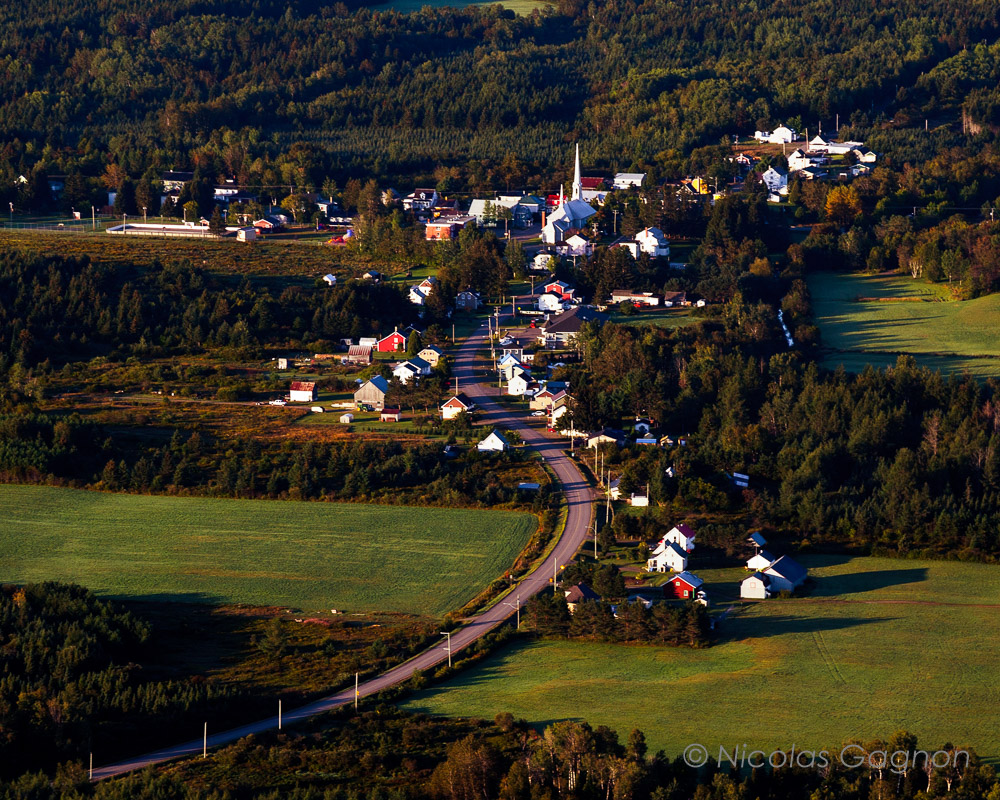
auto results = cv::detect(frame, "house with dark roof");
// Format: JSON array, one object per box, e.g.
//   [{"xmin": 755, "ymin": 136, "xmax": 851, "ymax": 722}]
[
  {"xmin": 538, "ymin": 307, "xmax": 607, "ymax": 346},
  {"xmin": 763, "ymin": 556, "xmax": 808, "ymax": 593},
  {"xmin": 564, "ymin": 582, "xmax": 601, "ymax": 613},
  {"xmin": 441, "ymin": 393, "xmax": 475, "ymax": 420},
  {"xmin": 740, "ymin": 571, "xmax": 772, "ymax": 600}
]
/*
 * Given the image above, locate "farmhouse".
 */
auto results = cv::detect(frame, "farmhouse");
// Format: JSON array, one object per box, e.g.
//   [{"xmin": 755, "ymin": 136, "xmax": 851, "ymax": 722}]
[
  {"xmin": 477, "ymin": 429, "xmax": 509, "ymax": 452},
  {"xmin": 377, "ymin": 329, "xmax": 407, "ymax": 352},
  {"xmin": 660, "ymin": 524, "xmax": 696, "ymax": 553},
  {"xmin": 537, "ymin": 293, "xmax": 565, "ymax": 313},
  {"xmin": 418, "ymin": 345, "xmax": 445, "ymax": 366},
  {"xmin": 530, "ymin": 388, "xmax": 556, "ymax": 410},
  {"xmin": 507, "ymin": 370, "xmax": 537, "ymax": 397},
  {"xmin": 587, "ymin": 428, "xmax": 626, "ymax": 449},
  {"xmin": 441, "ymin": 393, "xmax": 475, "ymax": 420},
  {"xmin": 754, "ymin": 125, "xmax": 798, "ymax": 144},
  {"xmin": 354, "ymin": 376, "xmax": 389, "ymax": 410},
  {"xmin": 634, "ymin": 227, "xmax": 670, "ymax": 258},
  {"xmin": 667, "ymin": 571, "xmax": 704, "ymax": 600},
  {"xmin": 403, "ymin": 188, "xmax": 438, "ymax": 212},
  {"xmin": 456, "ymin": 291, "xmax": 480, "ymax": 311},
  {"xmin": 647, "ymin": 540, "xmax": 688, "ymax": 573},
  {"xmin": 763, "ymin": 556, "xmax": 808, "ymax": 593},
  {"xmin": 564, "ymin": 582, "xmax": 601, "ymax": 613},
  {"xmin": 740, "ymin": 572, "xmax": 772, "ymax": 600},
  {"xmin": 662, "ymin": 291, "xmax": 689, "ymax": 307},
  {"xmin": 289, "ymin": 381, "xmax": 317, "ymax": 403},
  {"xmin": 538, "ymin": 307, "xmax": 606, "ymax": 346},
  {"xmin": 761, "ymin": 166, "xmax": 788, "ymax": 194},
  {"xmin": 543, "ymin": 280, "xmax": 575, "ymax": 301},
  {"xmin": 563, "ymin": 234, "xmax": 592, "ymax": 257},
  {"xmin": 746, "ymin": 549, "xmax": 776, "ymax": 571},
  {"xmin": 392, "ymin": 356, "xmax": 431, "ymax": 384}
]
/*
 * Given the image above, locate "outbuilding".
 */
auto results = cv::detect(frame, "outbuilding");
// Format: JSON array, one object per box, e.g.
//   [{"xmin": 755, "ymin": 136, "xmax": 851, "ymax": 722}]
[{"xmin": 289, "ymin": 381, "xmax": 317, "ymax": 403}]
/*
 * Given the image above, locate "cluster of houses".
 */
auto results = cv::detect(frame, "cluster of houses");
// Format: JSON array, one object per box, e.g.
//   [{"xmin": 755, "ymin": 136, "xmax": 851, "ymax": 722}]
[
  {"xmin": 752, "ymin": 133, "xmax": 879, "ymax": 200},
  {"xmin": 739, "ymin": 532, "xmax": 809, "ymax": 599}
]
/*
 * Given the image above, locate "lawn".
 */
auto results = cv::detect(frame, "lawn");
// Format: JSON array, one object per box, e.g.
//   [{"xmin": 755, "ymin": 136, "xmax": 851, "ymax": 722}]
[
  {"xmin": 0, "ymin": 485, "xmax": 536, "ymax": 615},
  {"xmin": 606, "ymin": 306, "xmax": 701, "ymax": 329},
  {"xmin": 808, "ymin": 272, "xmax": 1000, "ymax": 378},
  {"xmin": 404, "ymin": 555, "xmax": 1000, "ymax": 761}
]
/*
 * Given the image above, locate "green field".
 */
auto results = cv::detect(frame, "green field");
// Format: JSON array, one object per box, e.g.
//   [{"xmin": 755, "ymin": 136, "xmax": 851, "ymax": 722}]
[
  {"xmin": 0, "ymin": 485, "xmax": 536, "ymax": 615},
  {"xmin": 809, "ymin": 272, "xmax": 1000, "ymax": 377},
  {"xmin": 405, "ymin": 555, "xmax": 1000, "ymax": 761},
  {"xmin": 607, "ymin": 307, "xmax": 700, "ymax": 329}
]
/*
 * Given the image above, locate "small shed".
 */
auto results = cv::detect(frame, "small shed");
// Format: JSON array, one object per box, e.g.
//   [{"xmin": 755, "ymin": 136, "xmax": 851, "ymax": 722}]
[
  {"xmin": 339, "ymin": 413, "xmax": 354, "ymax": 424},
  {"xmin": 380, "ymin": 408, "xmax": 402, "ymax": 422}
]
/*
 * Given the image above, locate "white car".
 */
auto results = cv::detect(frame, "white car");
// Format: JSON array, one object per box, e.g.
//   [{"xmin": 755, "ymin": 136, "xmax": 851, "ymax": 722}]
[
  {"xmin": 268, "ymin": 399, "xmax": 287, "ymax": 406},
  {"xmin": 531, "ymin": 411, "xmax": 547, "ymax": 417}
]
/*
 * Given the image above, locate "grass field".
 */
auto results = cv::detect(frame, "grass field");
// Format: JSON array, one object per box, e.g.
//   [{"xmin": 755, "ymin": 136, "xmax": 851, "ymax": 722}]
[
  {"xmin": 809, "ymin": 272, "xmax": 1000, "ymax": 378},
  {"xmin": 606, "ymin": 307, "xmax": 700, "ymax": 329},
  {"xmin": 0, "ymin": 485, "xmax": 536, "ymax": 615},
  {"xmin": 404, "ymin": 555, "xmax": 1000, "ymax": 761}
]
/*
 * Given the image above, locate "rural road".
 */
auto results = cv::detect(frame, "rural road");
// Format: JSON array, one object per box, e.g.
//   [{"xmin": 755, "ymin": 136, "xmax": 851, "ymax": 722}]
[{"xmin": 91, "ymin": 311, "xmax": 594, "ymax": 781}]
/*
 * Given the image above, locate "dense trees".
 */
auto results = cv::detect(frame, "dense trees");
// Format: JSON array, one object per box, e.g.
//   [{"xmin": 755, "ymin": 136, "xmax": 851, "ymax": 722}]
[{"xmin": 2, "ymin": 0, "xmax": 1000, "ymax": 204}]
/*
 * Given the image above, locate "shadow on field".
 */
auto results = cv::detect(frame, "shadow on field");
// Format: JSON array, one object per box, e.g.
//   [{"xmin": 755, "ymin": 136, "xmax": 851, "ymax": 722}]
[
  {"xmin": 115, "ymin": 590, "xmax": 228, "ymax": 605},
  {"xmin": 718, "ymin": 614, "xmax": 896, "ymax": 642},
  {"xmin": 810, "ymin": 567, "xmax": 928, "ymax": 597}
]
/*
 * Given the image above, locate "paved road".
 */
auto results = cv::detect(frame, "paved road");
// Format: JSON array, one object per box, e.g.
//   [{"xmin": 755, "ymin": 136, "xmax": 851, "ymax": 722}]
[{"xmin": 91, "ymin": 317, "xmax": 593, "ymax": 781}]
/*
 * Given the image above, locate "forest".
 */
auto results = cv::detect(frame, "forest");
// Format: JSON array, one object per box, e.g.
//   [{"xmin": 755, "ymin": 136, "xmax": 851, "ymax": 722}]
[{"xmin": 3, "ymin": 0, "xmax": 1000, "ymax": 204}]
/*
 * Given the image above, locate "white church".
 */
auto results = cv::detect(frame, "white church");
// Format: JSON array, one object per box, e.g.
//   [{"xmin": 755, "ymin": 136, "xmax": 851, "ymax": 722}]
[{"xmin": 542, "ymin": 145, "xmax": 598, "ymax": 245}]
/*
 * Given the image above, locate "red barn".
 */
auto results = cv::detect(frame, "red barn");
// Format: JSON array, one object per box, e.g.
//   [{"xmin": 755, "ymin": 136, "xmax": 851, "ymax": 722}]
[
  {"xmin": 377, "ymin": 329, "xmax": 406, "ymax": 352},
  {"xmin": 667, "ymin": 571, "xmax": 704, "ymax": 600}
]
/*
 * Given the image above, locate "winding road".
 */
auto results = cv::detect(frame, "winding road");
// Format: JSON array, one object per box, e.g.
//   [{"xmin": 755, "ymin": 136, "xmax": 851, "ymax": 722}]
[{"xmin": 91, "ymin": 313, "xmax": 594, "ymax": 781}]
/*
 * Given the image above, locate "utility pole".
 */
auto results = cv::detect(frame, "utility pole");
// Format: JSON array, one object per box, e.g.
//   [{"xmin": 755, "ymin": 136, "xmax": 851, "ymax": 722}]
[
  {"xmin": 440, "ymin": 631, "xmax": 452, "ymax": 667},
  {"xmin": 355, "ymin": 673, "xmax": 359, "ymax": 709},
  {"xmin": 593, "ymin": 519, "xmax": 598, "ymax": 559},
  {"xmin": 278, "ymin": 700, "xmax": 282, "ymax": 730},
  {"xmin": 89, "ymin": 753, "xmax": 93, "ymax": 780},
  {"xmin": 203, "ymin": 723, "xmax": 207, "ymax": 758},
  {"xmin": 553, "ymin": 559, "xmax": 558, "ymax": 594}
]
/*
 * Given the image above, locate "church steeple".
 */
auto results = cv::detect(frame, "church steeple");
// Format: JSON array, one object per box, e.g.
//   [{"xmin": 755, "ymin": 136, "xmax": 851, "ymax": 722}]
[{"xmin": 571, "ymin": 143, "xmax": 582, "ymax": 201}]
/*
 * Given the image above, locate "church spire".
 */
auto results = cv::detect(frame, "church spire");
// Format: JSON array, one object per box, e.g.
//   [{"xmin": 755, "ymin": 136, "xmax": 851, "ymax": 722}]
[{"xmin": 572, "ymin": 143, "xmax": 582, "ymax": 201}]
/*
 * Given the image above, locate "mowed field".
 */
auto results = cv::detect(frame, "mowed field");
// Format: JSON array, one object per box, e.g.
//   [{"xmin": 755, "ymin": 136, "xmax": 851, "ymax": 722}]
[
  {"xmin": 404, "ymin": 555, "xmax": 1000, "ymax": 761},
  {"xmin": 0, "ymin": 485, "xmax": 536, "ymax": 615},
  {"xmin": 809, "ymin": 272, "xmax": 1000, "ymax": 378}
]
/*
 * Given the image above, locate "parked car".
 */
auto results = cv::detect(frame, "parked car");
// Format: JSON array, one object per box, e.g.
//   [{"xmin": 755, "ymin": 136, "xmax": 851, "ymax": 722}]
[
  {"xmin": 531, "ymin": 410, "xmax": 546, "ymax": 417},
  {"xmin": 269, "ymin": 399, "xmax": 286, "ymax": 406}
]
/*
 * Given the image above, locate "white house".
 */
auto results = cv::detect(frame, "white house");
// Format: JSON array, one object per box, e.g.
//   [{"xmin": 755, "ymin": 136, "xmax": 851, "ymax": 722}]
[
  {"xmin": 746, "ymin": 549, "xmax": 776, "ymax": 571},
  {"xmin": 786, "ymin": 149, "xmax": 814, "ymax": 173},
  {"xmin": 855, "ymin": 149, "xmax": 878, "ymax": 164},
  {"xmin": 613, "ymin": 172, "xmax": 646, "ymax": 190},
  {"xmin": 322, "ymin": 273, "xmax": 337, "ymax": 286},
  {"xmin": 564, "ymin": 234, "xmax": 592, "ymax": 257},
  {"xmin": 741, "ymin": 572, "xmax": 772, "ymax": 600},
  {"xmin": 647, "ymin": 540, "xmax": 688, "ymax": 573},
  {"xmin": 402, "ymin": 188, "xmax": 438, "ymax": 212},
  {"xmin": 661, "ymin": 524, "xmax": 696, "ymax": 553},
  {"xmin": 289, "ymin": 381, "xmax": 317, "ymax": 403},
  {"xmin": 634, "ymin": 227, "xmax": 670, "ymax": 258},
  {"xmin": 538, "ymin": 292, "xmax": 565, "ymax": 313},
  {"xmin": 499, "ymin": 354, "xmax": 524, "ymax": 382},
  {"xmin": 532, "ymin": 252, "xmax": 558, "ymax": 271},
  {"xmin": 507, "ymin": 370, "xmax": 535, "ymax": 397},
  {"xmin": 763, "ymin": 556, "xmax": 808, "ymax": 593},
  {"xmin": 754, "ymin": 125, "xmax": 798, "ymax": 144},
  {"xmin": 392, "ymin": 356, "xmax": 431, "ymax": 384},
  {"xmin": 441, "ymin": 393, "xmax": 474, "ymax": 420},
  {"xmin": 477, "ymin": 429, "xmax": 509, "ymax": 452},
  {"xmin": 409, "ymin": 286, "xmax": 428, "ymax": 305},
  {"xmin": 761, "ymin": 166, "xmax": 788, "ymax": 194}
]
